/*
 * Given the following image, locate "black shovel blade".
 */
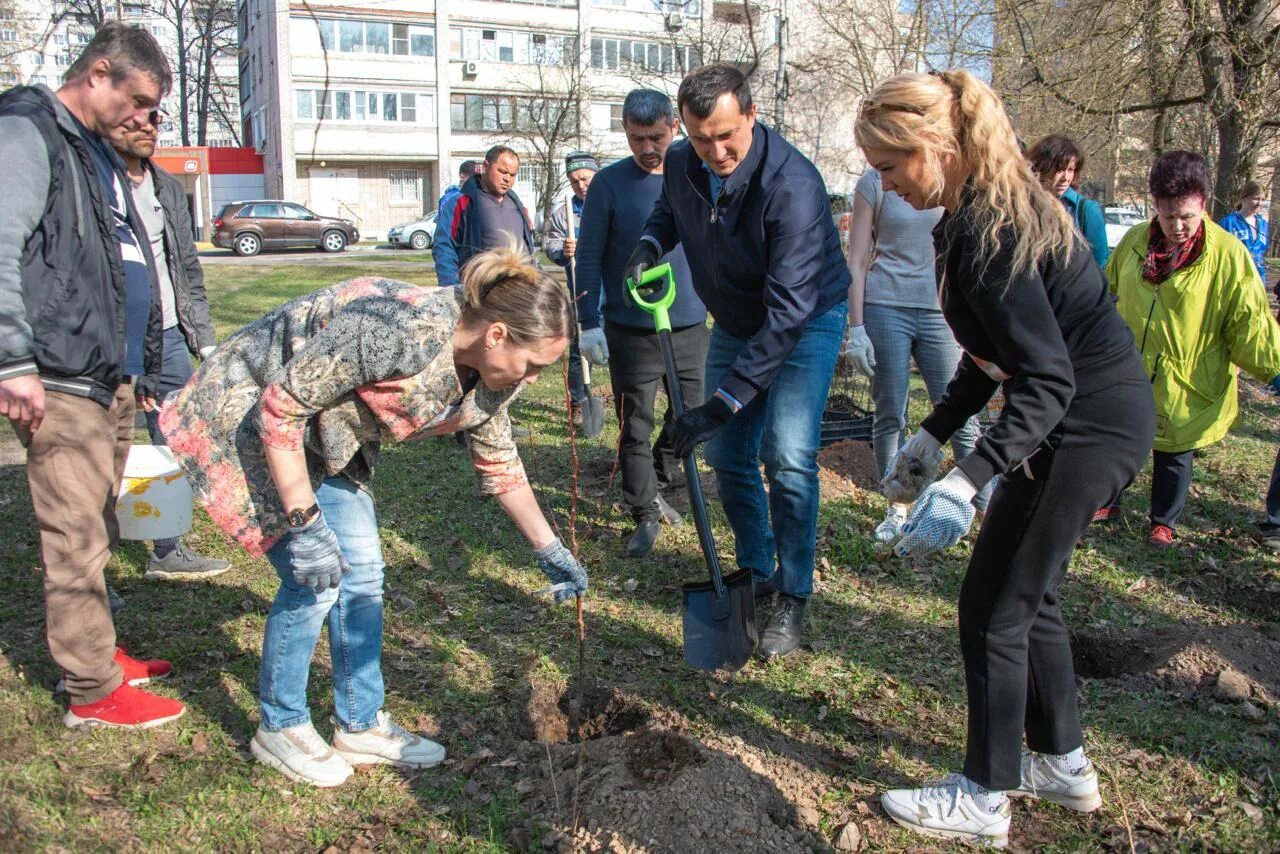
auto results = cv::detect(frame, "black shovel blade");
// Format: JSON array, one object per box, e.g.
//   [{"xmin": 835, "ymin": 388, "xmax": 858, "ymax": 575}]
[
  {"xmin": 681, "ymin": 567, "xmax": 758, "ymax": 672},
  {"xmin": 580, "ymin": 394, "xmax": 605, "ymax": 439}
]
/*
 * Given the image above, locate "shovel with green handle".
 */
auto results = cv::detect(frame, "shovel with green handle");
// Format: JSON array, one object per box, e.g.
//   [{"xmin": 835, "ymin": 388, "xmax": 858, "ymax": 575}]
[{"xmin": 627, "ymin": 262, "xmax": 758, "ymax": 672}]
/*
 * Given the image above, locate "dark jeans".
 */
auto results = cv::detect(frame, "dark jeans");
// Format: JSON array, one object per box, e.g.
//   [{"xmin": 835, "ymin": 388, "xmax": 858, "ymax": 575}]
[
  {"xmin": 144, "ymin": 325, "xmax": 195, "ymax": 553},
  {"xmin": 1150, "ymin": 449, "xmax": 1194, "ymax": 528},
  {"xmin": 1261, "ymin": 448, "xmax": 1280, "ymax": 535},
  {"xmin": 703, "ymin": 302, "xmax": 846, "ymax": 599},
  {"xmin": 604, "ymin": 320, "xmax": 709, "ymax": 522},
  {"xmin": 566, "ymin": 335, "xmax": 588, "ymax": 404},
  {"xmin": 960, "ymin": 370, "xmax": 1154, "ymax": 790}
]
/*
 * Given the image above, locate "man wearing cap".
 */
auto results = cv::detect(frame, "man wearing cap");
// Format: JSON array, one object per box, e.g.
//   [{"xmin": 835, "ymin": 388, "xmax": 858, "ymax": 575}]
[
  {"xmin": 543, "ymin": 151, "xmax": 604, "ymax": 438},
  {"xmin": 575, "ymin": 89, "xmax": 707, "ymax": 558}
]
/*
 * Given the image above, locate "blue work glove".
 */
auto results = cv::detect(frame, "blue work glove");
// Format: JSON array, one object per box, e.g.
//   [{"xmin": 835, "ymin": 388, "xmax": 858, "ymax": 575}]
[
  {"xmin": 625, "ymin": 238, "xmax": 661, "ymax": 289},
  {"xmin": 893, "ymin": 468, "xmax": 978, "ymax": 558},
  {"xmin": 534, "ymin": 538, "xmax": 589, "ymax": 603},
  {"xmin": 667, "ymin": 395, "xmax": 733, "ymax": 458},
  {"xmin": 286, "ymin": 513, "xmax": 350, "ymax": 591},
  {"xmin": 881, "ymin": 429, "xmax": 945, "ymax": 504}
]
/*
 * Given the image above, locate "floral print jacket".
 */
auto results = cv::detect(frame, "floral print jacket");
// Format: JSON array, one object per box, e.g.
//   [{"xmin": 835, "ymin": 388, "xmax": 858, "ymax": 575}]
[{"xmin": 159, "ymin": 278, "xmax": 528, "ymax": 556}]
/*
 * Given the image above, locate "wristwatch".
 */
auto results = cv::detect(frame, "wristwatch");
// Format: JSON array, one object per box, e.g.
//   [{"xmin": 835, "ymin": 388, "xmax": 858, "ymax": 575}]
[{"xmin": 286, "ymin": 503, "xmax": 320, "ymax": 528}]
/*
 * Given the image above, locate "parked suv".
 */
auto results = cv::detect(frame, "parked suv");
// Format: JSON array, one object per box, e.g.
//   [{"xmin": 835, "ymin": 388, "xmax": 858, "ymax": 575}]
[{"xmin": 213, "ymin": 201, "xmax": 359, "ymax": 257}]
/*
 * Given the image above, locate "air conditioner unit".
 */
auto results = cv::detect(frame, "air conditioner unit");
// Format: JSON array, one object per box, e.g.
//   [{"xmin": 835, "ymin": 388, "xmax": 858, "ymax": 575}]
[
  {"xmin": 463, "ymin": 60, "xmax": 479, "ymax": 76},
  {"xmin": 664, "ymin": 11, "xmax": 684, "ymax": 31}
]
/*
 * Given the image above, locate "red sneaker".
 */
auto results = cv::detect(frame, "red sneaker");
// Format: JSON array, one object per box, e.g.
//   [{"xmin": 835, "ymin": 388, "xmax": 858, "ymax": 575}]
[
  {"xmin": 1148, "ymin": 524, "xmax": 1175, "ymax": 550},
  {"xmin": 64, "ymin": 682, "xmax": 185, "ymax": 729},
  {"xmin": 56, "ymin": 647, "xmax": 172, "ymax": 693},
  {"xmin": 115, "ymin": 647, "xmax": 172, "ymax": 685},
  {"xmin": 1092, "ymin": 506, "xmax": 1121, "ymax": 523}
]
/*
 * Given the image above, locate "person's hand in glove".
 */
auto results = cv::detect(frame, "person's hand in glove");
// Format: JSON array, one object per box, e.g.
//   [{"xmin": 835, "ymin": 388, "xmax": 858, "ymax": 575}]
[
  {"xmin": 843, "ymin": 325, "xmax": 876, "ymax": 377},
  {"xmin": 667, "ymin": 395, "xmax": 733, "ymax": 458},
  {"xmin": 286, "ymin": 513, "xmax": 350, "ymax": 591},
  {"xmin": 535, "ymin": 538, "xmax": 589, "ymax": 603},
  {"xmin": 893, "ymin": 468, "xmax": 977, "ymax": 557},
  {"xmin": 881, "ymin": 429, "xmax": 944, "ymax": 504},
  {"xmin": 580, "ymin": 327, "xmax": 610, "ymax": 365},
  {"xmin": 625, "ymin": 239, "xmax": 662, "ymax": 289}
]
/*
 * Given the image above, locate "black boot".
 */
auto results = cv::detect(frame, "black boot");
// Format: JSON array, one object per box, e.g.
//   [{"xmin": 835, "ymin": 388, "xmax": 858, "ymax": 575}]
[
  {"xmin": 626, "ymin": 520, "xmax": 661, "ymax": 558},
  {"xmin": 757, "ymin": 594, "xmax": 806, "ymax": 661}
]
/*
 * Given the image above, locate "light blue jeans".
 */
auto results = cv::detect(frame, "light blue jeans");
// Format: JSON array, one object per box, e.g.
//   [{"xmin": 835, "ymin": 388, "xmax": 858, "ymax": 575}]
[
  {"xmin": 864, "ymin": 303, "xmax": 992, "ymax": 510},
  {"xmin": 260, "ymin": 476, "xmax": 386, "ymax": 732},
  {"xmin": 703, "ymin": 301, "xmax": 847, "ymax": 599}
]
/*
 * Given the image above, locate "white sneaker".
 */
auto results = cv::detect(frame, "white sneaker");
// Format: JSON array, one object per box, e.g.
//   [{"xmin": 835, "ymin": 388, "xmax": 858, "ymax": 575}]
[
  {"xmin": 250, "ymin": 722, "xmax": 354, "ymax": 788},
  {"xmin": 875, "ymin": 504, "xmax": 910, "ymax": 544},
  {"xmin": 331, "ymin": 711, "xmax": 446, "ymax": 769},
  {"xmin": 1010, "ymin": 749, "xmax": 1102, "ymax": 812},
  {"xmin": 881, "ymin": 773, "xmax": 1011, "ymax": 848}
]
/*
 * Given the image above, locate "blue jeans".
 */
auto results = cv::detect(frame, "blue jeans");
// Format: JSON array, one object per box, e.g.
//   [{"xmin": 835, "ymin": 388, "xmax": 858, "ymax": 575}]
[
  {"xmin": 145, "ymin": 326, "xmax": 196, "ymax": 554},
  {"xmin": 703, "ymin": 301, "xmax": 847, "ymax": 599},
  {"xmin": 260, "ymin": 477, "xmax": 386, "ymax": 732},
  {"xmin": 864, "ymin": 303, "xmax": 992, "ymax": 510}
]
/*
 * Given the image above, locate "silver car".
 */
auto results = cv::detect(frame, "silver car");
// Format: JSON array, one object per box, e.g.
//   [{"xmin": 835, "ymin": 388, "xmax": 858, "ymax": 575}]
[
  {"xmin": 1103, "ymin": 207, "xmax": 1146, "ymax": 250},
  {"xmin": 387, "ymin": 211, "xmax": 438, "ymax": 250}
]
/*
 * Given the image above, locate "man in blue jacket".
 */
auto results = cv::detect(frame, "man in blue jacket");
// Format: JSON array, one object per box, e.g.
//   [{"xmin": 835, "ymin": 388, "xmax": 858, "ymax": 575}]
[
  {"xmin": 432, "ymin": 145, "xmax": 535, "ymax": 286},
  {"xmin": 628, "ymin": 64, "xmax": 850, "ymax": 660}
]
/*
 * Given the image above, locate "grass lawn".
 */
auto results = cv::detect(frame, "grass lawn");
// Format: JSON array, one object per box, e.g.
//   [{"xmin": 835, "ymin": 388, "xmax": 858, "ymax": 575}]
[{"xmin": 0, "ymin": 261, "xmax": 1277, "ymax": 851}]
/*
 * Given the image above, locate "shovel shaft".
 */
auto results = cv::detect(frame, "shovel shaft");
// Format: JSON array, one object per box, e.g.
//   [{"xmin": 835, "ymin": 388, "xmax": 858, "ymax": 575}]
[{"xmin": 656, "ymin": 328, "xmax": 727, "ymax": 599}]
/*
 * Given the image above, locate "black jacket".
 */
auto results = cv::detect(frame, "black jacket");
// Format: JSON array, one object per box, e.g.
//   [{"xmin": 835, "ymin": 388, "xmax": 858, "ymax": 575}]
[
  {"xmin": 641, "ymin": 123, "xmax": 850, "ymax": 408},
  {"xmin": 921, "ymin": 189, "xmax": 1144, "ymax": 487},
  {"xmin": 0, "ymin": 85, "xmax": 162, "ymax": 405},
  {"xmin": 145, "ymin": 161, "xmax": 217, "ymax": 354}
]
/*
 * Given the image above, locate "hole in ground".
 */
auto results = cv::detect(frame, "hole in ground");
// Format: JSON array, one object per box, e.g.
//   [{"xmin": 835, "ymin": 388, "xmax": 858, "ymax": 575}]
[{"xmin": 524, "ymin": 679, "xmax": 650, "ymax": 743}]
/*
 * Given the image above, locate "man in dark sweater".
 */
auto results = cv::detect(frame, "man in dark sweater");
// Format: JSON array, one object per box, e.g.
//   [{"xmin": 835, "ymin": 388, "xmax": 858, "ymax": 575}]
[
  {"xmin": 627, "ymin": 65, "xmax": 851, "ymax": 659},
  {"xmin": 432, "ymin": 145, "xmax": 535, "ymax": 286},
  {"xmin": 575, "ymin": 89, "xmax": 707, "ymax": 558}
]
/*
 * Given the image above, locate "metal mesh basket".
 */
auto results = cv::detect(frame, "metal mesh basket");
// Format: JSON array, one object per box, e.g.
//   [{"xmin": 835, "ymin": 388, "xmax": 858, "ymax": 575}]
[{"xmin": 821, "ymin": 353, "xmax": 874, "ymax": 448}]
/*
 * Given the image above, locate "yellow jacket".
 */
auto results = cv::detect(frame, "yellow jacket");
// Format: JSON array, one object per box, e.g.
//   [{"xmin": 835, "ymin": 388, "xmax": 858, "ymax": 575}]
[{"xmin": 1107, "ymin": 219, "xmax": 1280, "ymax": 452}]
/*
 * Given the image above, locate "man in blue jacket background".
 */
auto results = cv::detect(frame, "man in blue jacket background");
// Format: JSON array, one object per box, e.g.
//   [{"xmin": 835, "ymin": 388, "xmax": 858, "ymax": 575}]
[
  {"xmin": 432, "ymin": 145, "xmax": 535, "ymax": 286},
  {"xmin": 628, "ymin": 64, "xmax": 850, "ymax": 660}
]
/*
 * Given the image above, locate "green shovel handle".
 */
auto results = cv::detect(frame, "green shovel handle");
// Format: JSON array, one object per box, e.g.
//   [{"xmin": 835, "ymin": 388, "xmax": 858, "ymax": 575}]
[{"xmin": 626, "ymin": 262, "xmax": 676, "ymax": 334}]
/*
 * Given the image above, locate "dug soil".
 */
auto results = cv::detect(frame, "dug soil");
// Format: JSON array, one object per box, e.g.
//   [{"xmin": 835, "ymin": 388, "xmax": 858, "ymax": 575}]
[{"xmin": 817, "ymin": 439, "xmax": 879, "ymax": 501}]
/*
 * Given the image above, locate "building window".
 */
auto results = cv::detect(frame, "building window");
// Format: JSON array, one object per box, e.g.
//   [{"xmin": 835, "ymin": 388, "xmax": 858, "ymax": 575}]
[
  {"xmin": 55, "ymin": 53, "xmax": 72, "ymax": 66},
  {"xmin": 450, "ymin": 26, "xmax": 573, "ymax": 66},
  {"xmin": 390, "ymin": 23, "xmax": 433, "ymax": 56},
  {"xmin": 591, "ymin": 0, "xmax": 701, "ymax": 11},
  {"xmin": 389, "ymin": 169, "xmax": 421, "ymax": 204},
  {"xmin": 450, "ymin": 93, "xmax": 575, "ymax": 132},
  {"xmin": 317, "ymin": 18, "xmax": 430, "ymax": 56},
  {"xmin": 592, "ymin": 102, "xmax": 624, "ymax": 132},
  {"xmin": 0, "ymin": 29, "xmax": 17, "ymax": 42},
  {"xmin": 295, "ymin": 87, "xmax": 435, "ymax": 125},
  {"xmin": 123, "ymin": 3, "xmax": 146, "ymax": 16},
  {"xmin": 589, "ymin": 36, "xmax": 699, "ymax": 73}
]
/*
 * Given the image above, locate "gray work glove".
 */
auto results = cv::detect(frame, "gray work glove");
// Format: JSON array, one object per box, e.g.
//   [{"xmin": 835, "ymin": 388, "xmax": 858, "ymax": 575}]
[
  {"xmin": 843, "ymin": 325, "xmax": 876, "ymax": 377},
  {"xmin": 881, "ymin": 429, "xmax": 944, "ymax": 504},
  {"xmin": 534, "ymin": 538, "xmax": 589, "ymax": 603},
  {"xmin": 580, "ymin": 327, "xmax": 610, "ymax": 366},
  {"xmin": 286, "ymin": 513, "xmax": 350, "ymax": 591}
]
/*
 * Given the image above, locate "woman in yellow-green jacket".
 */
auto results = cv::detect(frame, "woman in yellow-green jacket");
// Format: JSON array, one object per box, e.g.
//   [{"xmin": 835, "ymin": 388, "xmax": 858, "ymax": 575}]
[{"xmin": 1100, "ymin": 151, "xmax": 1280, "ymax": 550}]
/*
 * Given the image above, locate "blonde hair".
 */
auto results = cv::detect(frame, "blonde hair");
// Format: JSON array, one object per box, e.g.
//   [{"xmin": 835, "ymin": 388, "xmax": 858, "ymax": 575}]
[
  {"xmin": 458, "ymin": 241, "xmax": 573, "ymax": 346},
  {"xmin": 855, "ymin": 70, "xmax": 1078, "ymax": 282}
]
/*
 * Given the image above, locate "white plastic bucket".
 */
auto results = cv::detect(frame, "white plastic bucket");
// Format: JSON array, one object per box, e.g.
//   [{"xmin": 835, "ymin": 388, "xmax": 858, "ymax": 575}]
[{"xmin": 116, "ymin": 444, "xmax": 193, "ymax": 541}]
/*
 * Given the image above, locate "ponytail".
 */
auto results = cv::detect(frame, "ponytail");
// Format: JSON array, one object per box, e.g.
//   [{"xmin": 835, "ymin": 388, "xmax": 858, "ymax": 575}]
[
  {"xmin": 458, "ymin": 240, "xmax": 573, "ymax": 346},
  {"xmin": 856, "ymin": 70, "xmax": 1078, "ymax": 284}
]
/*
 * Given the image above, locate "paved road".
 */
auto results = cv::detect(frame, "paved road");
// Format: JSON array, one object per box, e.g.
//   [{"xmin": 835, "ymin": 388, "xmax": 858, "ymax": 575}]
[{"xmin": 197, "ymin": 243, "xmax": 434, "ymax": 266}]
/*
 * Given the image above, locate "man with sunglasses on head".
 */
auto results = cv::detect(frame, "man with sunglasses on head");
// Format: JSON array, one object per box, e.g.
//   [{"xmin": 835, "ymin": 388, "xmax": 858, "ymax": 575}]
[
  {"xmin": 110, "ymin": 106, "xmax": 229, "ymax": 582},
  {"xmin": 0, "ymin": 23, "xmax": 186, "ymax": 729}
]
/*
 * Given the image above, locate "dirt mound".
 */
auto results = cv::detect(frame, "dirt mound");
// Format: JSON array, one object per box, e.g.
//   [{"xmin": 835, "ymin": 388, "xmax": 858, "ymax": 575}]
[
  {"xmin": 1072, "ymin": 622, "xmax": 1280, "ymax": 704},
  {"xmin": 518, "ymin": 728, "xmax": 809, "ymax": 853},
  {"xmin": 817, "ymin": 439, "xmax": 879, "ymax": 501}
]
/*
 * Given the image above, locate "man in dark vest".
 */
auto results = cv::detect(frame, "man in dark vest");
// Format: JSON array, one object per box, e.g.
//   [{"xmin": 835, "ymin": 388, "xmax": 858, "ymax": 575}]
[{"xmin": 0, "ymin": 23, "xmax": 186, "ymax": 729}]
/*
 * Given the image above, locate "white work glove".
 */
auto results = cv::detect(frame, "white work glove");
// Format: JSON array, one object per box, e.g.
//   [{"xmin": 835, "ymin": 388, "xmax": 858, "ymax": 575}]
[
  {"xmin": 843, "ymin": 324, "xmax": 876, "ymax": 377},
  {"xmin": 199, "ymin": 346, "xmax": 216, "ymax": 360},
  {"xmin": 893, "ymin": 468, "xmax": 978, "ymax": 557},
  {"xmin": 580, "ymin": 327, "xmax": 609, "ymax": 366},
  {"xmin": 881, "ymin": 430, "xmax": 944, "ymax": 504}
]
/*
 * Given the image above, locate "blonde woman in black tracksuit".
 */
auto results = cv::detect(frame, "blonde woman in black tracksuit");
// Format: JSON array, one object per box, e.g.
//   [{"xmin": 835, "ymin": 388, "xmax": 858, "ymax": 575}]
[{"xmin": 855, "ymin": 70, "xmax": 1155, "ymax": 848}]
